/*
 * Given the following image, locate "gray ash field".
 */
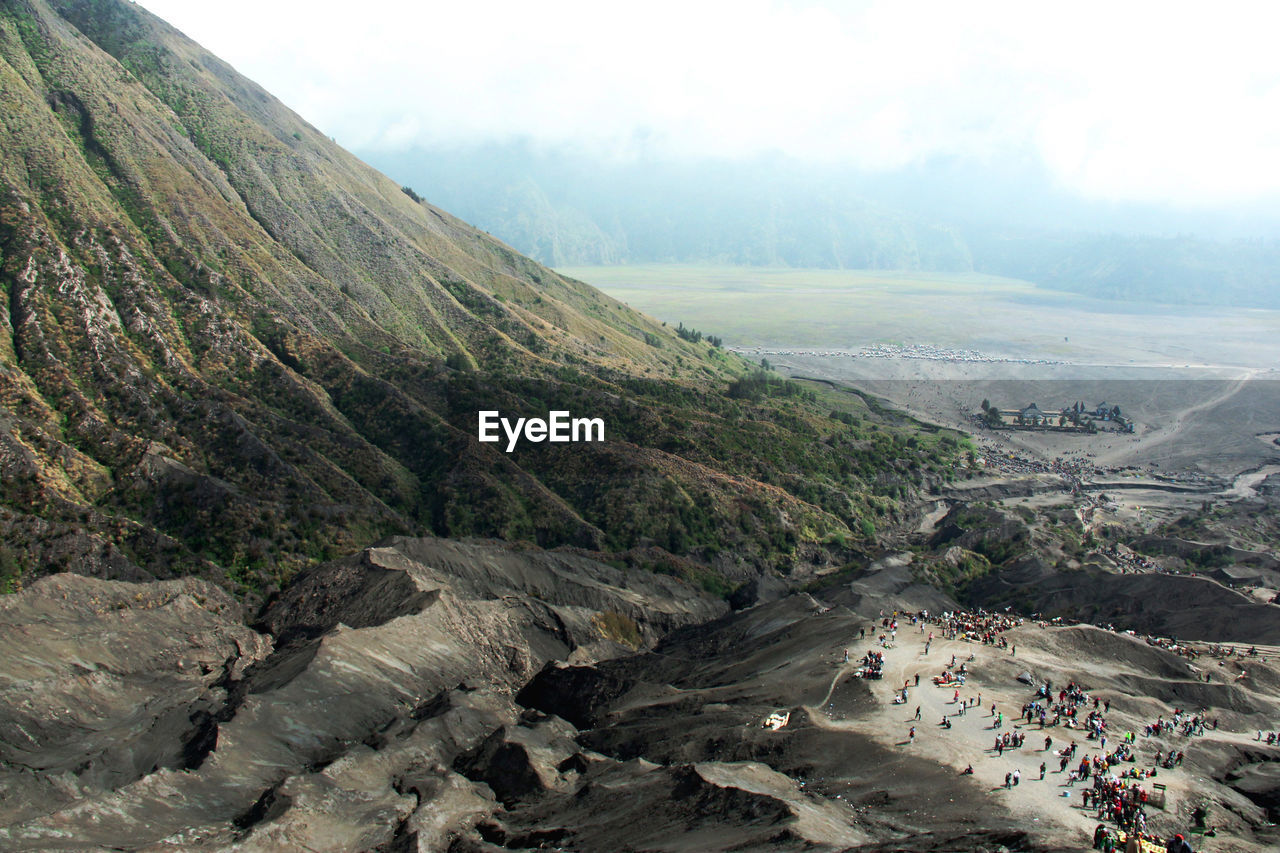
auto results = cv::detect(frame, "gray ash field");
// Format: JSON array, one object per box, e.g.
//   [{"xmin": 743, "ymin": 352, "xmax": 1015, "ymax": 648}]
[{"xmin": 2, "ymin": 534, "xmax": 1278, "ymax": 851}]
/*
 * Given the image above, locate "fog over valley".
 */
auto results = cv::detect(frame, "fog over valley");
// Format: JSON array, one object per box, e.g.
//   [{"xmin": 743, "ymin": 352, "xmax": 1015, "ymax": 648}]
[{"xmin": 137, "ymin": 0, "xmax": 1280, "ymax": 310}]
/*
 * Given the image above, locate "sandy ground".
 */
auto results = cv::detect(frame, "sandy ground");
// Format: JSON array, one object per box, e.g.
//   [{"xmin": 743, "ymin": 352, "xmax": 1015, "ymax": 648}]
[
  {"xmin": 774, "ymin": 355, "xmax": 1280, "ymax": 479},
  {"xmin": 785, "ymin": 355, "xmax": 1280, "ymax": 532},
  {"xmin": 567, "ymin": 265, "xmax": 1280, "ymax": 373},
  {"xmin": 806, "ymin": 622, "xmax": 1278, "ymax": 852}
]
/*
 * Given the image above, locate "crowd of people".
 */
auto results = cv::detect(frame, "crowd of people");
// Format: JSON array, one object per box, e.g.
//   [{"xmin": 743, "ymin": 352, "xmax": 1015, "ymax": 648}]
[
  {"xmin": 1031, "ymin": 675, "xmax": 1209, "ymax": 847},
  {"xmin": 1020, "ymin": 678, "xmax": 1109, "ymax": 731},
  {"xmin": 1084, "ymin": 769, "xmax": 1153, "ymax": 832},
  {"xmin": 1092, "ymin": 825, "xmax": 1194, "ymax": 853},
  {"xmin": 836, "ymin": 609, "xmax": 1217, "ymax": 852},
  {"xmin": 1144, "ymin": 636, "xmax": 1201, "ymax": 660},
  {"xmin": 1099, "ymin": 543, "xmax": 1165, "ymax": 574},
  {"xmin": 1205, "ymin": 643, "xmax": 1264, "ymax": 660},
  {"xmin": 929, "ymin": 611, "xmax": 1215, "ymax": 849},
  {"xmin": 975, "ymin": 447, "xmax": 1104, "ymax": 490},
  {"xmin": 1141, "ymin": 637, "xmax": 1271, "ymax": 680},
  {"xmin": 857, "ymin": 650, "xmax": 885, "ymax": 680},
  {"xmin": 931, "ymin": 609, "xmax": 1024, "ymax": 645},
  {"xmin": 1050, "ymin": 690, "xmax": 1199, "ymax": 852},
  {"xmin": 1142, "ymin": 709, "xmax": 1216, "ymax": 739}
]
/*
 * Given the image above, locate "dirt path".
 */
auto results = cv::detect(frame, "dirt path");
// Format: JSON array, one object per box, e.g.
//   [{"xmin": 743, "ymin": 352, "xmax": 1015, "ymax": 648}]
[
  {"xmin": 1222, "ymin": 464, "xmax": 1280, "ymax": 500},
  {"xmin": 1130, "ymin": 368, "xmax": 1260, "ymax": 461},
  {"xmin": 818, "ymin": 661, "xmax": 856, "ymax": 708}
]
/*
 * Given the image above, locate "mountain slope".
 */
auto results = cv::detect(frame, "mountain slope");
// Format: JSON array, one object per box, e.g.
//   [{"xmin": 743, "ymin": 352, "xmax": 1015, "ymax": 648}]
[{"xmin": 0, "ymin": 0, "xmax": 966, "ymax": 599}]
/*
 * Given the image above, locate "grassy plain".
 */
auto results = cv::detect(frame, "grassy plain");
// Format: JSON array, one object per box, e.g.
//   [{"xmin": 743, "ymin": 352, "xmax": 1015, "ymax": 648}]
[{"xmin": 559, "ymin": 264, "xmax": 1280, "ymax": 369}]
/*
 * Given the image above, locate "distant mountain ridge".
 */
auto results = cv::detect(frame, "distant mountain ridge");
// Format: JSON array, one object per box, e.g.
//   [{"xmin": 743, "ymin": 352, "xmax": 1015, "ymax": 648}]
[
  {"xmin": 366, "ymin": 144, "xmax": 1280, "ymax": 308},
  {"xmin": 373, "ymin": 145, "xmax": 975, "ymax": 271}
]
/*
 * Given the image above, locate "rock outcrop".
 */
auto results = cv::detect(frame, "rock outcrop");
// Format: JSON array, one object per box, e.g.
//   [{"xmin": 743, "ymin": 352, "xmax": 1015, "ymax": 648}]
[{"xmin": 0, "ymin": 536, "xmax": 723, "ymax": 849}]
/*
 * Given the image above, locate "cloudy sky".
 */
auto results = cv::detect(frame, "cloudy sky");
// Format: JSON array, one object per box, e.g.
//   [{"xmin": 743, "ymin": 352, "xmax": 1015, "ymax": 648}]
[{"xmin": 138, "ymin": 0, "xmax": 1280, "ymax": 208}]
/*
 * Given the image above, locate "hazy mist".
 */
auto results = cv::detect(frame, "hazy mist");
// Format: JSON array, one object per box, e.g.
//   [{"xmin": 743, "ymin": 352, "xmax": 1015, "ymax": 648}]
[
  {"xmin": 136, "ymin": 0, "xmax": 1280, "ymax": 303},
  {"xmin": 138, "ymin": 1, "xmax": 1280, "ymax": 210}
]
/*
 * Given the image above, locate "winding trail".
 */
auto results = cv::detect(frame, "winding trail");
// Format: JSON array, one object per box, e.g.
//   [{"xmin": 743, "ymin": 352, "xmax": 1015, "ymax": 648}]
[
  {"xmin": 1118, "ymin": 368, "xmax": 1260, "ymax": 458},
  {"xmin": 818, "ymin": 662, "xmax": 855, "ymax": 708}
]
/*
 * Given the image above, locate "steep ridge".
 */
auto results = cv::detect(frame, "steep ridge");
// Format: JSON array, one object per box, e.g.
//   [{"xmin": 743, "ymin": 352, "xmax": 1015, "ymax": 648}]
[
  {"xmin": 0, "ymin": 0, "xmax": 967, "ymax": 598},
  {"xmin": 0, "ymin": 536, "xmax": 725, "ymax": 848}
]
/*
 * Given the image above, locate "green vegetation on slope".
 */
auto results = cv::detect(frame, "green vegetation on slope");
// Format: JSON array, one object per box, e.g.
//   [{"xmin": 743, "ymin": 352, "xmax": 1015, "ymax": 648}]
[{"xmin": 0, "ymin": 0, "xmax": 967, "ymax": 602}]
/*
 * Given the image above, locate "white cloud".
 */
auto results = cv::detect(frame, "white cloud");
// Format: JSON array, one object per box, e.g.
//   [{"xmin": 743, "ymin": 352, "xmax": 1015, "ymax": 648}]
[{"xmin": 137, "ymin": 0, "xmax": 1280, "ymax": 206}]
